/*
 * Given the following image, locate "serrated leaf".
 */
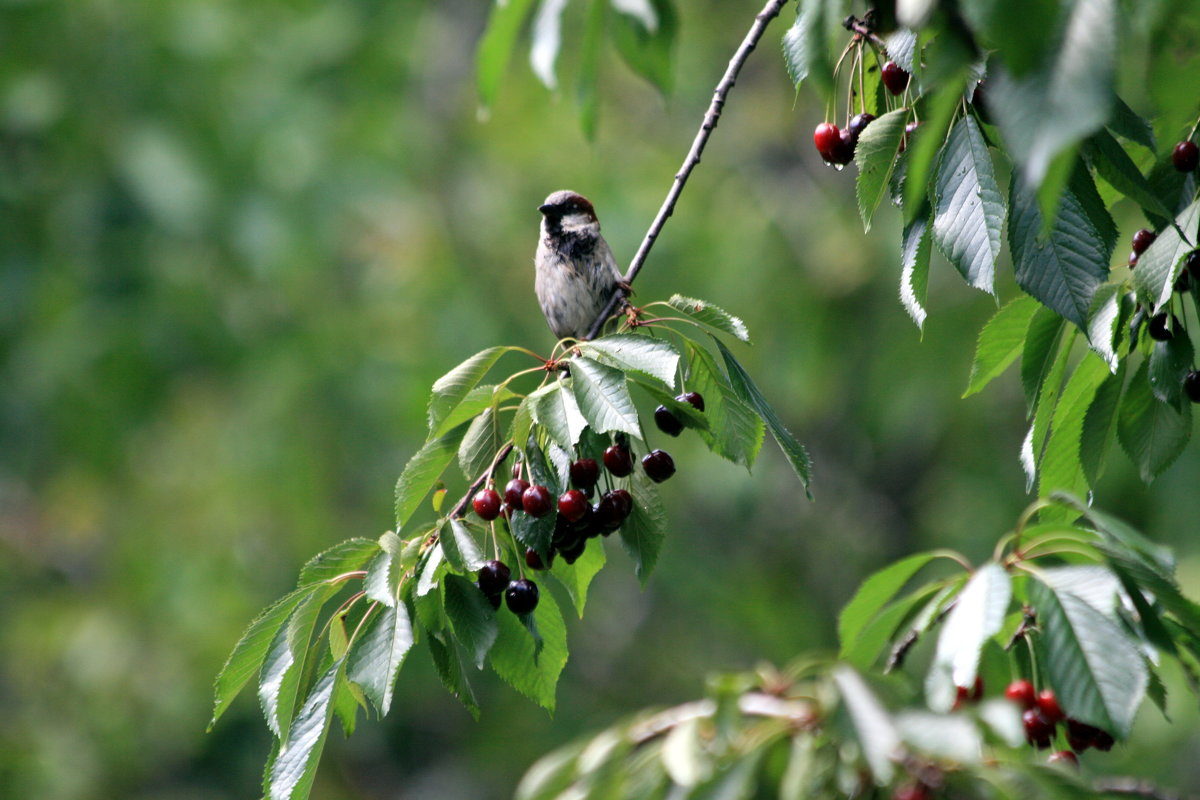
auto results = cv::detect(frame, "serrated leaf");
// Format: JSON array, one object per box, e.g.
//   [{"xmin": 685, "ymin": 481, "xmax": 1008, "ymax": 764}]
[
  {"xmin": 530, "ymin": 380, "xmax": 587, "ymax": 452},
  {"xmin": 458, "ymin": 407, "xmax": 505, "ymax": 481},
  {"xmin": 298, "ymin": 538, "xmax": 379, "ymax": 586},
  {"xmin": 432, "ymin": 384, "xmax": 518, "ymax": 441},
  {"xmin": 1118, "ymin": 360, "xmax": 1192, "ymax": 483},
  {"xmin": 1009, "ymin": 177, "xmax": 1110, "ymax": 328},
  {"xmin": 427, "ymin": 633, "xmax": 480, "ymax": 718},
  {"xmin": 511, "ymin": 499, "xmax": 556, "ymax": 558},
  {"xmin": 1021, "ymin": 326, "xmax": 1075, "ymax": 489},
  {"xmin": 612, "ymin": 0, "xmax": 677, "ymax": 95},
  {"xmin": 267, "ymin": 658, "xmax": 342, "ymax": 800},
  {"xmin": 666, "ymin": 295, "xmax": 751, "ymax": 342},
  {"xmin": 428, "ymin": 347, "xmax": 512, "ymax": 438},
  {"xmin": 363, "ymin": 532, "xmax": 401, "ymax": 608},
  {"xmin": 395, "ymin": 423, "xmax": 469, "ymax": 529},
  {"xmin": 1148, "ymin": 333, "xmax": 1194, "ymax": 407},
  {"xmin": 441, "ymin": 518, "xmax": 487, "ymax": 573},
  {"xmin": 476, "ymin": 0, "xmax": 538, "ymax": 111},
  {"xmin": 781, "ymin": 0, "xmax": 833, "ymax": 93},
  {"xmin": 899, "ymin": 212, "xmax": 931, "ymax": 329},
  {"xmin": 259, "ymin": 587, "xmax": 336, "ymax": 738},
  {"xmin": 211, "ymin": 586, "xmax": 318, "ymax": 729},
  {"xmin": 1020, "ymin": 306, "xmax": 1066, "ymax": 412},
  {"xmin": 688, "ymin": 345, "xmax": 764, "ymax": 469},
  {"xmin": 715, "ymin": 338, "xmax": 812, "ymax": 495},
  {"xmin": 932, "ymin": 115, "xmax": 1004, "ymax": 293},
  {"xmin": 489, "ymin": 588, "xmax": 568, "ymax": 711},
  {"xmin": 1134, "ymin": 198, "xmax": 1200, "ymax": 312},
  {"xmin": 1067, "ymin": 162, "xmax": 1118, "ymax": 257},
  {"xmin": 346, "ymin": 602, "xmax": 413, "ymax": 715},
  {"xmin": 578, "ymin": 333, "xmax": 680, "ymax": 387},
  {"xmin": 1084, "ymin": 285, "xmax": 1121, "ymax": 372},
  {"xmin": 838, "ymin": 552, "xmax": 940, "ymax": 653},
  {"xmin": 529, "ymin": 0, "xmax": 568, "ymax": 90},
  {"xmin": 884, "ymin": 28, "xmax": 918, "ymax": 73},
  {"xmin": 842, "ymin": 581, "xmax": 948, "ymax": 670},
  {"xmin": 1108, "ymin": 95, "xmax": 1156, "ymax": 151},
  {"xmin": 855, "ymin": 108, "xmax": 908, "ymax": 231},
  {"xmin": 1038, "ymin": 565, "xmax": 1124, "ymax": 619},
  {"xmin": 903, "ymin": 81, "xmax": 966, "ymax": 220},
  {"xmin": 620, "ymin": 470, "xmax": 666, "ymax": 585},
  {"xmin": 524, "ymin": 433, "xmax": 562, "ymax": 494},
  {"xmin": 569, "ymin": 356, "xmax": 642, "ymax": 438},
  {"xmin": 1087, "ymin": 129, "xmax": 1173, "ymax": 220},
  {"xmin": 964, "ymin": 295, "xmax": 1040, "ymax": 397},
  {"xmin": 1079, "ymin": 363, "xmax": 1125, "ymax": 485},
  {"xmin": 833, "ymin": 666, "xmax": 899, "ymax": 785},
  {"xmin": 1031, "ymin": 578, "xmax": 1147, "ymax": 737},
  {"xmin": 550, "ymin": 536, "xmax": 606, "ymax": 616},
  {"xmin": 926, "ymin": 563, "xmax": 1011, "ymax": 712},
  {"xmin": 417, "ymin": 542, "xmax": 445, "ymax": 597},
  {"xmin": 331, "ymin": 673, "xmax": 361, "ymax": 738},
  {"xmin": 443, "ymin": 574, "xmax": 499, "ymax": 669},
  {"xmin": 1038, "ymin": 353, "xmax": 1112, "ymax": 517}
]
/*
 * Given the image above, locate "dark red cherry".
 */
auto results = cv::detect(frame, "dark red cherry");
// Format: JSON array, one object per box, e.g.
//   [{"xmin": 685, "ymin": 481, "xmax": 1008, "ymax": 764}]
[
  {"xmin": 569, "ymin": 458, "xmax": 599, "ymax": 489},
  {"xmin": 830, "ymin": 128, "xmax": 856, "ymax": 164},
  {"xmin": 1023, "ymin": 708, "xmax": 1055, "ymax": 748},
  {"xmin": 522, "ymin": 484, "xmax": 554, "ymax": 517},
  {"xmin": 1184, "ymin": 371, "xmax": 1200, "ymax": 404},
  {"xmin": 1173, "ymin": 140, "xmax": 1199, "ymax": 172},
  {"xmin": 524, "ymin": 547, "xmax": 552, "ymax": 570},
  {"xmin": 1004, "ymin": 679, "xmax": 1036, "ymax": 710},
  {"xmin": 596, "ymin": 488, "xmax": 633, "ymax": 532},
  {"xmin": 476, "ymin": 582, "xmax": 501, "ymax": 609},
  {"xmin": 1176, "ymin": 269, "xmax": 1191, "ymax": 292},
  {"xmin": 679, "ymin": 391, "xmax": 705, "ymax": 412},
  {"xmin": 1132, "ymin": 228, "xmax": 1156, "ymax": 255},
  {"xmin": 641, "ymin": 449, "xmax": 676, "ymax": 483},
  {"xmin": 472, "ymin": 488, "xmax": 501, "ymax": 521},
  {"xmin": 847, "ymin": 112, "xmax": 875, "ymax": 141},
  {"xmin": 813, "ymin": 122, "xmax": 841, "ymax": 160},
  {"xmin": 654, "ymin": 405, "xmax": 684, "ymax": 436},
  {"xmin": 505, "ymin": 579, "xmax": 540, "ymax": 614},
  {"xmin": 1092, "ymin": 728, "xmax": 1115, "ymax": 751},
  {"xmin": 1037, "ymin": 689, "xmax": 1065, "ymax": 724},
  {"xmin": 882, "ymin": 61, "xmax": 910, "ymax": 95},
  {"xmin": 603, "ymin": 444, "xmax": 634, "ymax": 477},
  {"xmin": 557, "ymin": 489, "xmax": 589, "ymax": 523},
  {"xmin": 504, "ymin": 478, "xmax": 530, "ymax": 509},
  {"xmin": 477, "ymin": 560, "xmax": 511, "ymax": 597},
  {"xmin": 1048, "ymin": 750, "xmax": 1078, "ymax": 768},
  {"xmin": 1066, "ymin": 719, "xmax": 1099, "ymax": 752},
  {"xmin": 1186, "ymin": 249, "xmax": 1200, "ymax": 280}
]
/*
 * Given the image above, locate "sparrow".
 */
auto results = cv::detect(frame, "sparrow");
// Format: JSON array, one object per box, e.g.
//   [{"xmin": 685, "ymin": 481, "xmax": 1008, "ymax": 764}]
[{"xmin": 534, "ymin": 190, "xmax": 626, "ymax": 341}]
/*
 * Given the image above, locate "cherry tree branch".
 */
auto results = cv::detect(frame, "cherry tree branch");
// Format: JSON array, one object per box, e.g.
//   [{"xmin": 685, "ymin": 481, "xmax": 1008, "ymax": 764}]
[{"xmin": 584, "ymin": 0, "xmax": 791, "ymax": 340}]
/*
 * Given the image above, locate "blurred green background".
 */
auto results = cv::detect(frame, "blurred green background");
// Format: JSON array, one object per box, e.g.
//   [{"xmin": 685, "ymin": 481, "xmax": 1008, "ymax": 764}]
[{"xmin": 3, "ymin": 1, "xmax": 1198, "ymax": 797}]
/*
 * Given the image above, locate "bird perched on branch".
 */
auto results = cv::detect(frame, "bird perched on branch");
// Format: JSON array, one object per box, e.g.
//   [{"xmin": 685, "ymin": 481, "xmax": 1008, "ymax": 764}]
[{"xmin": 534, "ymin": 190, "xmax": 627, "ymax": 341}]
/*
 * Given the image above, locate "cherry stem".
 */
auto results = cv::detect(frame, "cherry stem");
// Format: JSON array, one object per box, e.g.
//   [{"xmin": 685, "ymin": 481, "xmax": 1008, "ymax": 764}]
[
  {"xmin": 449, "ymin": 443, "xmax": 516, "ymax": 519},
  {"xmin": 583, "ymin": 0, "xmax": 791, "ymax": 341},
  {"xmin": 842, "ymin": 14, "xmax": 888, "ymax": 51}
]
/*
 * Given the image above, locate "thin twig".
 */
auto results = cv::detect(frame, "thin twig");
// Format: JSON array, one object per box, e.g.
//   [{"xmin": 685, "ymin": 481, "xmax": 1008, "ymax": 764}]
[{"xmin": 584, "ymin": 0, "xmax": 791, "ymax": 340}]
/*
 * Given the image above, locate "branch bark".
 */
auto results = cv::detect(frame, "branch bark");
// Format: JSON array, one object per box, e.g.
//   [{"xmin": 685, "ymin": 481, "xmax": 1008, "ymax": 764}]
[{"xmin": 584, "ymin": 0, "xmax": 791, "ymax": 340}]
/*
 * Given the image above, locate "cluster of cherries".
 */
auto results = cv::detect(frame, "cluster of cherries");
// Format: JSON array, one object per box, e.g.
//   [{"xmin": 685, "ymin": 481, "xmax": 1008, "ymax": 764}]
[
  {"xmin": 469, "ymin": 392, "xmax": 702, "ymax": 613},
  {"xmin": 811, "ymin": 60, "xmax": 912, "ymax": 166},
  {"xmin": 1004, "ymin": 679, "xmax": 1114, "ymax": 761},
  {"xmin": 1127, "ymin": 229, "xmax": 1200, "ymax": 403}
]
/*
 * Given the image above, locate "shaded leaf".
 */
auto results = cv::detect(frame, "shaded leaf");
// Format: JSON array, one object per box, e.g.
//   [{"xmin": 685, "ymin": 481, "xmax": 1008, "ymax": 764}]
[
  {"xmin": 441, "ymin": 518, "xmax": 487, "ymax": 573},
  {"xmin": 1079, "ymin": 363, "xmax": 1125, "ymax": 485},
  {"xmin": 620, "ymin": 470, "xmax": 666, "ymax": 584},
  {"xmin": 964, "ymin": 295, "xmax": 1040, "ymax": 397},
  {"xmin": 1038, "ymin": 353, "xmax": 1111, "ymax": 516},
  {"xmin": 1020, "ymin": 306, "xmax": 1067, "ymax": 413},
  {"xmin": 1148, "ymin": 333, "xmax": 1194, "ymax": 407},
  {"xmin": 855, "ymin": 108, "xmax": 908, "ymax": 231},
  {"xmin": 550, "ymin": 536, "xmax": 606, "ymax": 616},
  {"xmin": 689, "ymin": 345, "xmax": 764, "ymax": 468},
  {"xmin": 443, "ymin": 574, "xmax": 499, "ymax": 669},
  {"xmin": 1118, "ymin": 360, "xmax": 1192, "ymax": 482},
  {"xmin": 427, "ymin": 633, "xmax": 480, "ymax": 718},
  {"xmin": 1087, "ymin": 129, "xmax": 1173, "ymax": 220}
]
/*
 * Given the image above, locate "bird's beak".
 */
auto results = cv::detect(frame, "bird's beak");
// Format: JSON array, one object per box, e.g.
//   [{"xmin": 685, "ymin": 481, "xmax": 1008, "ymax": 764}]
[{"xmin": 537, "ymin": 203, "xmax": 552, "ymax": 215}]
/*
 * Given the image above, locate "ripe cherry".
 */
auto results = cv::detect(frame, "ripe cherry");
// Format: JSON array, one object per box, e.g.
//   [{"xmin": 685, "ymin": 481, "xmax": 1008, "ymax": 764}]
[
  {"xmin": 892, "ymin": 783, "xmax": 930, "ymax": 800},
  {"xmin": 476, "ymin": 583, "xmax": 501, "ymax": 609},
  {"xmin": 847, "ymin": 112, "xmax": 875, "ymax": 140},
  {"xmin": 1037, "ymin": 689, "xmax": 1065, "ymax": 724},
  {"xmin": 504, "ymin": 478, "xmax": 530, "ymax": 509},
  {"xmin": 1147, "ymin": 312, "xmax": 1174, "ymax": 341},
  {"xmin": 1023, "ymin": 708, "xmax": 1056, "ymax": 749},
  {"xmin": 654, "ymin": 405, "xmax": 684, "ymax": 437},
  {"xmin": 1184, "ymin": 371, "xmax": 1200, "ymax": 404},
  {"xmin": 679, "ymin": 391, "xmax": 705, "ymax": 412},
  {"xmin": 882, "ymin": 61, "xmax": 910, "ymax": 95},
  {"xmin": 522, "ymin": 484, "xmax": 554, "ymax": 517},
  {"xmin": 832, "ymin": 129, "xmax": 856, "ymax": 164},
  {"xmin": 1129, "ymin": 251, "xmax": 1139, "ymax": 268},
  {"xmin": 1066, "ymin": 718, "xmax": 1099, "ymax": 752},
  {"xmin": 525, "ymin": 547, "xmax": 551, "ymax": 570},
  {"xmin": 1048, "ymin": 750, "xmax": 1079, "ymax": 768},
  {"xmin": 472, "ymin": 488, "xmax": 502, "ymax": 521},
  {"xmin": 953, "ymin": 676, "xmax": 984, "ymax": 709},
  {"xmin": 1092, "ymin": 728, "xmax": 1115, "ymax": 751},
  {"xmin": 597, "ymin": 488, "xmax": 633, "ymax": 531},
  {"xmin": 477, "ymin": 560, "xmax": 511, "ymax": 597},
  {"xmin": 558, "ymin": 489, "xmax": 589, "ymax": 523},
  {"xmin": 1186, "ymin": 249, "xmax": 1200, "ymax": 280},
  {"xmin": 813, "ymin": 122, "xmax": 841, "ymax": 160},
  {"xmin": 1004, "ymin": 679, "xmax": 1036, "ymax": 710},
  {"xmin": 1173, "ymin": 140, "xmax": 1199, "ymax": 172},
  {"xmin": 603, "ymin": 443, "xmax": 634, "ymax": 477},
  {"xmin": 1132, "ymin": 228, "xmax": 1156, "ymax": 255},
  {"xmin": 569, "ymin": 458, "xmax": 599, "ymax": 490},
  {"xmin": 642, "ymin": 449, "xmax": 676, "ymax": 482},
  {"xmin": 505, "ymin": 578, "xmax": 540, "ymax": 614}
]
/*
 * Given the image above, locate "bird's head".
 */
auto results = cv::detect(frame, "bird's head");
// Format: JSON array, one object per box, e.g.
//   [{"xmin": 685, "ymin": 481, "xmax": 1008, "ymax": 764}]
[{"xmin": 538, "ymin": 190, "xmax": 599, "ymax": 232}]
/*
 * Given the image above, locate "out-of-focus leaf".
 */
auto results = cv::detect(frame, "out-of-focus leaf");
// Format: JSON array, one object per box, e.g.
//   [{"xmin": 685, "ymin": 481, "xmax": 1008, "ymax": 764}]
[
  {"xmin": 1118, "ymin": 360, "xmax": 1192, "ymax": 483},
  {"xmin": 926, "ymin": 563, "xmax": 1011, "ymax": 712},
  {"xmin": 346, "ymin": 602, "xmax": 414, "ymax": 715},
  {"xmin": 661, "ymin": 715, "xmax": 712, "ymax": 786},
  {"xmin": 612, "ymin": 0, "xmax": 677, "ymax": 95},
  {"xmin": 900, "ymin": 211, "xmax": 932, "ymax": 330},
  {"xmin": 958, "ymin": 0, "xmax": 1058, "ymax": 76},
  {"xmin": 489, "ymin": 588, "xmax": 568, "ymax": 711},
  {"xmin": 895, "ymin": 711, "xmax": 982, "ymax": 763},
  {"xmin": 530, "ymin": 0, "xmax": 569, "ymax": 90},
  {"xmin": 477, "ymin": 0, "xmax": 538, "ymax": 110},
  {"xmin": 855, "ymin": 108, "xmax": 908, "ymax": 232},
  {"xmin": 838, "ymin": 552, "xmax": 940, "ymax": 652},
  {"xmin": 964, "ymin": 295, "xmax": 1040, "ymax": 397},
  {"xmin": 833, "ymin": 666, "xmax": 899, "ymax": 785},
  {"xmin": 1108, "ymin": 95, "xmax": 1156, "ymax": 151},
  {"xmin": 932, "ymin": 115, "xmax": 1005, "ymax": 294},
  {"xmin": 395, "ymin": 423, "xmax": 469, "ymax": 529},
  {"xmin": 1087, "ymin": 129, "xmax": 1173, "ymax": 220},
  {"xmin": 577, "ymin": 0, "xmax": 606, "ymax": 139}
]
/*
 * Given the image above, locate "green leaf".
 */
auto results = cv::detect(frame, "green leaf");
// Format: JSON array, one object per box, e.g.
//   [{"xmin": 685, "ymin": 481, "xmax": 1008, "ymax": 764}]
[
  {"xmin": 838, "ymin": 552, "xmax": 940, "ymax": 653},
  {"xmin": 529, "ymin": 381, "xmax": 586, "ymax": 453},
  {"xmin": 926, "ymin": 563, "xmax": 1012, "ymax": 712},
  {"xmin": 932, "ymin": 115, "xmax": 1005, "ymax": 293},
  {"xmin": 1067, "ymin": 161, "xmax": 1118, "ymax": 257},
  {"xmin": 1148, "ymin": 333, "xmax": 1194, "ymax": 407},
  {"xmin": 833, "ymin": 666, "xmax": 899, "ymax": 785},
  {"xmin": 458, "ymin": 406, "xmax": 505, "ymax": 481},
  {"xmin": 781, "ymin": 0, "xmax": 833, "ymax": 94},
  {"xmin": 1084, "ymin": 285, "xmax": 1121, "ymax": 372},
  {"xmin": 427, "ymin": 633, "xmax": 480, "ymax": 718},
  {"xmin": 903, "ymin": 81, "xmax": 967, "ymax": 220},
  {"xmin": 524, "ymin": 433, "xmax": 563, "ymax": 494},
  {"xmin": 884, "ymin": 28, "xmax": 918, "ymax": 72},
  {"xmin": 267, "ymin": 658, "xmax": 343, "ymax": 800},
  {"xmin": 363, "ymin": 532, "xmax": 401, "ymax": 608},
  {"xmin": 570, "ymin": 356, "xmax": 642, "ymax": 439},
  {"xmin": 1107, "ymin": 95, "xmax": 1156, "ymax": 151},
  {"xmin": 210, "ymin": 586, "xmax": 317, "ymax": 729},
  {"xmin": 855, "ymin": 108, "xmax": 908, "ymax": 232},
  {"xmin": 899, "ymin": 212, "xmax": 932, "ymax": 330},
  {"xmin": 428, "ymin": 347, "xmax": 512, "ymax": 439},
  {"xmin": 432, "ymin": 384, "xmax": 517, "ymax": 442},
  {"xmin": 1020, "ymin": 306, "xmax": 1067, "ymax": 413},
  {"xmin": 1118, "ymin": 360, "xmax": 1192, "ymax": 482},
  {"xmin": 476, "ymin": 0, "xmax": 537, "ymax": 111},
  {"xmin": 661, "ymin": 715, "xmax": 712, "ymax": 787},
  {"xmin": 1030, "ymin": 578, "xmax": 1147, "ymax": 737},
  {"xmin": 1134, "ymin": 198, "xmax": 1200, "ymax": 312},
  {"xmin": 489, "ymin": 588, "xmax": 568, "ymax": 711},
  {"xmin": 842, "ymin": 580, "xmax": 949, "ymax": 670},
  {"xmin": 1009, "ymin": 176, "xmax": 1110, "ymax": 328},
  {"xmin": 666, "ymin": 295, "xmax": 751, "ymax": 343},
  {"xmin": 620, "ymin": 470, "xmax": 667, "ymax": 585},
  {"xmin": 511, "ymin": 497, "xmax": 556, "ymax": 559},
  {"xmin": 529, "ymin": 0, "xmax": 568, "ymax": 90},
  {"xmin": 259, "ymin": 587, "xmax": 337, "ymax": 738},
  {"xmin": 578, "ymin": 333, "xmax": 680, "ymax": 387},
  {"xmin": 346, "ymin": 602, "xmax": 414, "ymax": 715},
  {"xmin": 964, "ymin": 295, "xmax": 1040, "ymax": 397},
  {"xmin": 987, "ymin": 0, "xmax": 1115, "ymax": 189},
  {"xmin": 1086, "ymin": 129, "xmax": 1173, "ymax": 220},
  {"xmin": 416, "ymin": 542, "xmax": 446, "ymax": 597},
  {"xmin": 1021, "ymin": 326, "xmax": 1075, "ymax": 489},
  {"xmin": 331, "ymin": 673, "xmax": 361, "ymax": 738},
  {"xmin": 688, "ymin": 345, "xmax": 764, "ymax": 469},
  {"xmin": 395, "ymin": 423, "xmax": 469, "ymax": 529},
  {"xmin": 612, "ymin": 0, "xmax": 677, "ymax": 95},
  {"xmin": 441, "ymin": 518, "xmax": 487, "ymax": 573},
  {"xmin": 1038, "ymin": 354, "xmax": 1112, "ymax": 516},
  {"xmin": 576, "ymin": 0, "xmax": 606, "ymax": 139},
  {"xmin": 298, "ymin": 538, "xmax": 379, "ymax": 586},
  {"xmin": 715, "ymin": 338, "xmax": 812, "ymax": 496},
  {"xmin": 550, "ymin": 536, "xmax": 607, "ymax": 616},
  {"xmin": 1079, "ymin": 363, "xmax": 1125, "ymax": 485},
  {"xmin": 443, "ymin": 574, "xmax": 499, "ymax": 669}
]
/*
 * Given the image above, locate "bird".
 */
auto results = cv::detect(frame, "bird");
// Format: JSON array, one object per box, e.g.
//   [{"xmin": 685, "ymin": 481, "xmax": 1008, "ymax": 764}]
[{"xmin": 534, "ymin": 190, "xmax": 626, "ymax": 341}]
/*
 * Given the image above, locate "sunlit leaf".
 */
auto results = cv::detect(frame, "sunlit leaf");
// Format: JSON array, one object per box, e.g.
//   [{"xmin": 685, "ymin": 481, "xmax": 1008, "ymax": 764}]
[
  {"xmin": 395, "ymin": 423, "xmax": 469, "ymax": 529},
  {"xmin": 833, "ymin": 666, "xmax": 899, "ymax": 785},
  {"xmin": 926, "ymin": 562, "xmax": 1011, "ymax": 712},
  {"xmin": 666, "ymin": 295, "xmax": 751, "ymax": 343},
  {"xmin": 578, "ymin": 333, "xmax": 680, "ymax": 386},
  {"xmin": 346, "ymin": 602, "xmax": 414, "ymax": 715},
  {"xmin": 1133, "ymin": 198, "xmax": 1200, "ymax": 312},
  {"xmin": 428, "ymin": 347, "xmax": 511, "ymax": 438},
  {"xmin": 964, "ymin": 295, "xmax": 1040, "ymax": 397},
  {"xmin": 932, "ymin": 115, "xmax": 1004, "ymax": 293},
  {"xmin": 570, "ymin": 356, "xmax": 642, "ymax": 438},
  {"xmin": 839, "ymin": 552, "xmax": 941, "ymax": 653},
  {"xmin": 267, "ymin": 658, "xmax": 343, "ymax": 800},
  {"xmin": 899, "ymin": 212, "xmax": 931, "ymax": 330}
]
